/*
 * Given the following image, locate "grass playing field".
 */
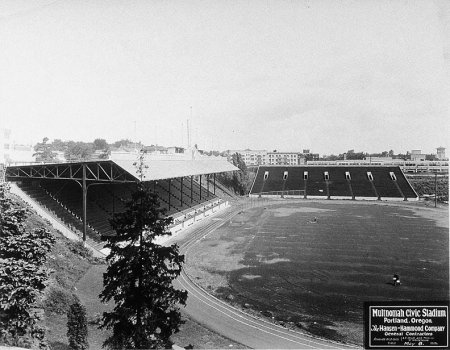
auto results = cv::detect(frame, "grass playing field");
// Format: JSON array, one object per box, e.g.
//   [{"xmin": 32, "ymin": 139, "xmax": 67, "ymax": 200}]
[{"xmin": 186, "ymin": 200, "xmax": 449, "ymax": 345}]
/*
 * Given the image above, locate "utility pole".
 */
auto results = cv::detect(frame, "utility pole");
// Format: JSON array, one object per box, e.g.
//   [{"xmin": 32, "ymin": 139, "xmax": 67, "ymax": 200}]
[
  {"xmin": 181, "ymin": 121, "xmax": 184, "ymax": 147},
  {"xmin": 434, "ymin": 172, "xmax": 437, "ymax": 208},
  {"xmin": 189, "ymin": 106, "xmax": 193, "ymax": 147},
  {"xmin": 134, "ymin": 120, "xmax": 137, "ymax": 151},
  {"xmin": 186, "ymin": 119, "xmax": 190, "ymax": 148},
  {"xmin": 82, "ymin": 164, "xmax": 87, "ymax": 243}
]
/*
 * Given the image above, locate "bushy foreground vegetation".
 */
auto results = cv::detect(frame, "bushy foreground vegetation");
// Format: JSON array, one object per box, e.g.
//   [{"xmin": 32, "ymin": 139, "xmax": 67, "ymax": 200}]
[
  {"xmin": 0, "ymin": 184, "xmax": 55, "ymax": 348},
  {"xmin": 67, "ymin": 302, "xmax": 89, "ymax": 350},
  {"xmin": 0, "ymin": 184, "xmax": 96, "ymax": 349},
  {"xmin": 408, "ymin": 175, "xmax": 449, "ymax": 202},
  {"xmin": 1, "ymin": 152, "xmax": 188, "ymax": 349}
]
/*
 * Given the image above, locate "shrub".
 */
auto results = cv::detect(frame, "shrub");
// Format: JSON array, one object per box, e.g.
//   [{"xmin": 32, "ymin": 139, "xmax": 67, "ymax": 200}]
[
  {"xmin": 67, "ymin": 302, "xmax": 88, "ymax": 350},
  {"xmin": 408, "ymin": 176, "xmax": 449, "ymax": 202},
  {"xmin": 67, "ymin": 240, "xmax": 93, "ymax": 259},
  {"xmin": 0, "ymin": 184, "xmax": 54, "ymax": 348},
  {"xmin": 44, "ymin": 288, "xmax": 79, "ymax": 315}
]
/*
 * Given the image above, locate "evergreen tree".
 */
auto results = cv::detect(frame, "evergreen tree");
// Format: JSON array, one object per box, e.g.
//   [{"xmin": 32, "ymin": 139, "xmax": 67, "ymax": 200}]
[
  {"xmin": 215, "ymin": 152, "xmax": 251, "ymax": 195},
  {"xmin": 0, "ymin": 184, "xmax": 55, "ymax": 348},
  {"xmin": 99, "ymin": 151, "xmax": 187, "ymax": 349},
  {"xmin": 67, "ymin": 302, "xmax": 89, "ymax": 350}
]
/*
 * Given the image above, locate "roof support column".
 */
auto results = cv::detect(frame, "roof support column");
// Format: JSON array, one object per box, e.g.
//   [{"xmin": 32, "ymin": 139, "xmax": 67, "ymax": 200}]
[
  {"xmin": 82, "ymin": 164, "xmax": 87, "ymax": 242},
  {"xmin": 112, "ymin": 186, "xmax": 115, "ymax": 214},
  {"xmin": 213, "ymin": 173, "xmax": 216, "ymax": 195},
  {"xmin": 190, "ymin": 176, "xmax": 193, "ymax": 204},
  {"xmin": 207, "ymin": 174, "xmax": 209, "ymax": 194},
  {"xmin": 168, "ymin": 179, "xmax": 171, "ymax": 210},
  {"xmin": 180, "ymin": 177, "xmax": 183, "ymax": 205},
  {"xmin": 199, "ymin": 175, "xmax": 202, "ymax": 201}
]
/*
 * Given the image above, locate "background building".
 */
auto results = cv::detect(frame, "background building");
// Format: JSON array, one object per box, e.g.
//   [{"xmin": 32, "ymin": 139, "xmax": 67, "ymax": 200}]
[
  {"xmin": 308, "ymin": 158, "xmax": 448, "ymax": 174},
  {"xmin": 229, "ymin": 149, "xmax": 319, "ymax": 166},
  {"xmin": 0, "ymin": 128, "xmax": 12, "ymax": 164},
  {"xmin": 410, "ymin": 150, "xmax": 426, "ymax": 162},
  {"xmin": 267, "ymin": 151, "xmax": 298, "ymax": 165},
  {"xmin": 0, "ymin": 128, "xmax": 34, "ymax": 165},
  {"xmin": 436, "ymin": 147, "xmax": 446, "ymax": 160}
]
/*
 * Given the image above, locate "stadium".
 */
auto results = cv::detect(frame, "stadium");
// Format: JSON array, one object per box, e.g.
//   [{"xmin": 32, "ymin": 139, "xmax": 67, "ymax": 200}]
[
  {"xmin": 4, "ymin": 154, "xmax": 238, "ymax": 250},
  {"xmin": 2, "ymin": 2, "xmax": 449, "ymax": 348},
  {"xmin": 3, "ymin": 156, "xmax": 448, "ymax": 348}
]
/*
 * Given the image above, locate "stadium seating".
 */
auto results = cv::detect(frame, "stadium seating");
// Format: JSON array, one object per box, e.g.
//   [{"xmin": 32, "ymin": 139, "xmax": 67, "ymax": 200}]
[
  {"xmin": 205, "ymin": 177, "xmax": 237, "ymax": 199},
  {"xmin": 346, "ymin": 168, "xmax": 377, "ymax": 198},
  {"xmin": 16, "ymin": 177, "xmax": 218, "ymax": 240},
  {"xmin": 392, "ymin": 168, "xmax": 417, "ymax": 198},
  {"xmin": 17, "ymin": 181, "xmax": 99, "ymax": 240},
  {"xmin": 327, "ymin": 167, "xmax": 353, "ymax": 198},
  {"xmin": 250, "ymin": 166, "xmax": 417, "ymax": 200},
  {"xmin": 369, "ymin": 167, "xmax": 403, "ymax": 198}
]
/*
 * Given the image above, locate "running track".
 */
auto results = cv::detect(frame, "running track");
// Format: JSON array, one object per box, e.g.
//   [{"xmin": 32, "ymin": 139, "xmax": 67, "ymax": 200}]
[{"xmin": 168, "ymin": 200, "xmax": 359, "ymax": 349}]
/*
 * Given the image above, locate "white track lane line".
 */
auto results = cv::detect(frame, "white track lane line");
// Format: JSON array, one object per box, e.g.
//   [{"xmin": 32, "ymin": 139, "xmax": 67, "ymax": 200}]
[
  {"xmin": 178, "ymin": 273, "xmax": 326, "ymax": 349},
  {"xmin": 179, "ymin": 272, "xmax": 357, "ymax": 349},
  {"xmin": 177, "ymin": 203, "xmax": 360, "ymax": 349}
]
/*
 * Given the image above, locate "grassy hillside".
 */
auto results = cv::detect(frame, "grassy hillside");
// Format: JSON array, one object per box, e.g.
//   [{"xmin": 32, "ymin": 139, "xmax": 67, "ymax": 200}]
[
  {"xmin": 6, "ymin": 192, "xmax": 96, "ymax": 349},
  {"xmin": 6, "ymin": 192, "xmax": 245, "ymax": 349}
]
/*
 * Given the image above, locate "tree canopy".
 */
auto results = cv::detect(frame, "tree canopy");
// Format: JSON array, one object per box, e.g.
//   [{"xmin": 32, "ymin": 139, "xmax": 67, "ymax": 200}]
[
  {"xmin": 67, "ymin": 302, "xmax": 89, "ymax": 350},
  {"xmin": 0, "ymin": 184, "xmax": 55, "ymax": 348},
  {"xmin": 216, "ymin": 152, "xmax": 252, "ymax": 195},
  {"xmin": 33, "ymin": 137, "xmax": 57, "ymax": 162},
  {"xmin": 64, "ymin": 141, "xmax": 95, "ymax": 161},
  {"xmin": 93, "ymin": 138, "xmax": 108, "ymax": 151}
]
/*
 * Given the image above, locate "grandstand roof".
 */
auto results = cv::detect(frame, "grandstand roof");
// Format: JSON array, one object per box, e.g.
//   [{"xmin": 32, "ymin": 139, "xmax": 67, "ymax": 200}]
[
  {"xmin": 5, "ymin": 157, "xmax": 238, "ymax": 183},
  {"xmin": 114, "ymin": 158, "xmax": 238, "ymax": 181}
]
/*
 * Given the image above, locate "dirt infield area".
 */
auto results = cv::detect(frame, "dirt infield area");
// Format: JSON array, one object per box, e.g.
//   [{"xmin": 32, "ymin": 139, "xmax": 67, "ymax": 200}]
[{"xmin": 186, "ymin": 201, "xmax": 449, "ymax": 345}]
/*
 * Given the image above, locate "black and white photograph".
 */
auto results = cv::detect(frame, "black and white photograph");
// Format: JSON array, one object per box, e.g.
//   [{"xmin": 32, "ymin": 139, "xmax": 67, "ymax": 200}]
[{"xmin": 1, "ymin": 1, "xmax": 448, "ymax": 349}]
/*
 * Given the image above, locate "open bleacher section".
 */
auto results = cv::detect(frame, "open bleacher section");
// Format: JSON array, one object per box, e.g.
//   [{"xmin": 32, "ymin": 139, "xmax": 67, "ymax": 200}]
[
  {"xmin": 16, "ymin": 176, "xmax": 220, "ymax": 241},
  {"xmin": 250, "ymin": 166, "xmax": 418, "ymax": 200}
]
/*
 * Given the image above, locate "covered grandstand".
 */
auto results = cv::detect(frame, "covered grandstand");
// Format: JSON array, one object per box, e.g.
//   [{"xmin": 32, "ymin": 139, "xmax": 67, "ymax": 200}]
[
  {"xmin": 249, "ymin": 165, "xmax": 418, "ymax": 200},
  {"xmin": 5, "ymin": 157, "xmax": 238, "ymax": 246}
]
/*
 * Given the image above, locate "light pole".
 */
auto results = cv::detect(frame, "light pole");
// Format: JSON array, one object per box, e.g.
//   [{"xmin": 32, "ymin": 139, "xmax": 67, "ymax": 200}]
[{"xmin": 434, "ymin": 172, "xmax": 437, "ymax": 208}]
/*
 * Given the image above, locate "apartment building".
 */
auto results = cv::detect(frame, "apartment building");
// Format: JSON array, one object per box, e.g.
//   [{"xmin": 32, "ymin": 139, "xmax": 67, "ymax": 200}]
[{"xmin": 229, "ymin": 149, "xmax": 318, "ymax": 166}]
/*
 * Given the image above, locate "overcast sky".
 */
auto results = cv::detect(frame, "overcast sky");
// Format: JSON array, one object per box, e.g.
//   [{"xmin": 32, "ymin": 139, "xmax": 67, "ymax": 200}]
[{"xmin": 1, "ymin": 0, "xmax": 449, "ymax": 155}]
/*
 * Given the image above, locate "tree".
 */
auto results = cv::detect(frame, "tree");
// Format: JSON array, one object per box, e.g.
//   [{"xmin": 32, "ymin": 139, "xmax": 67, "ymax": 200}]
[
  {"xmin": 51, "ymin": 138, "xmax": 67, "ymax": 152},
  {"xmin": 216, "ymin": 153, "xmax": 251, "ymax": 195},
  {"xmin": 93, "ymin": 138, "xmax": 108, "ymax": 151},
  {"xmin": 64, "ymin": 141, "xmax": 94, "ymax": 161},
  {"xmin": 67, "ymin": 302, "xmax": 89, "ymax": 350},
  {"xmin": 321, "ymin": 154, "xmax": 339, "ymax": 161},
  {"xmin": 98, "ymin": 148, "xmax": 111, "ymax": 159},
  {"xmin": 230, "ymin": 152, "xmax": 250, "ymax": 195},
  {"xmin": 0, "ymin": 184, "xmax": 55, "ymax": 348},
  {"xmin": 93, "ymin": 139, "xmax": 110, "ymax": 159},
  {"xmin": 33, "ymin": 137, "xmax": 57, "ymax": 162},
  {"xmin": 99, "ymin": 150, "xmax": 187, "ymax": 349},
  {"xmin": 112, "ymin": 139, "xmax": 133, "ymax": 149},
  {"xmin": 344, "ymin": 150, "xmax": 365, "ymax": 160}
]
